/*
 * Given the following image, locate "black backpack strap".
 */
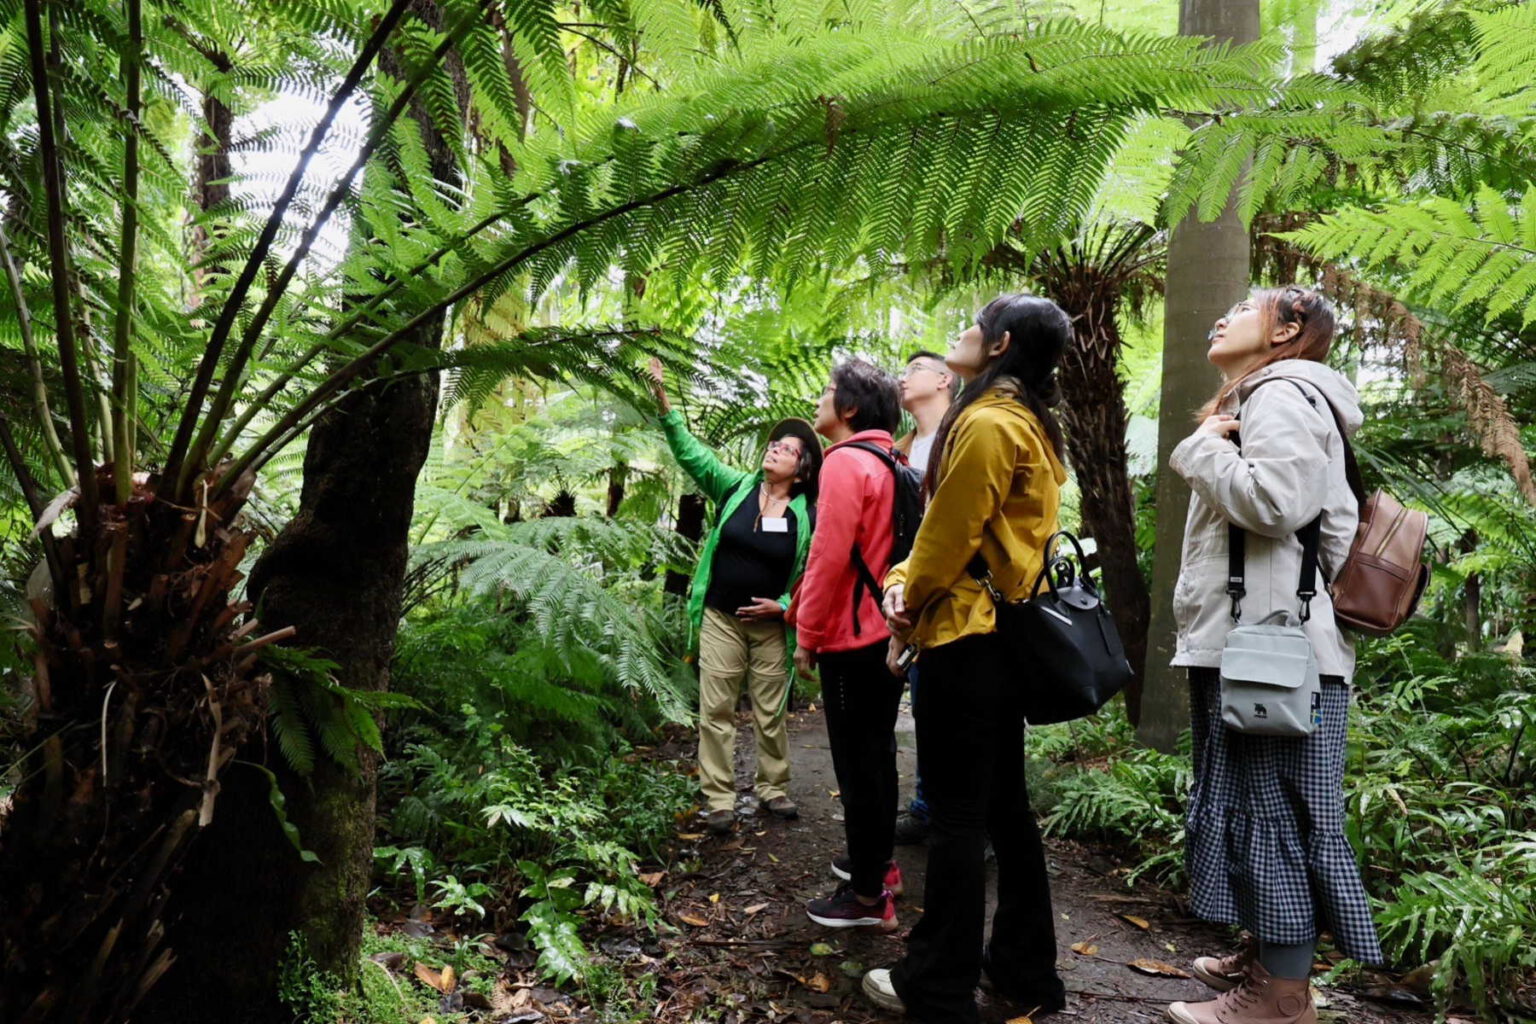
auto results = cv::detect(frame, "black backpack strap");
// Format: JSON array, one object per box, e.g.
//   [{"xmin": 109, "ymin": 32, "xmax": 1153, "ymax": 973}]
[
  {"xmin": 841, "ymin": 442, "xmax": 897, "ymax": 637},
  {"xmin": 850, "ymin": 545, "xmax": 883, "ymax": 638},
  {"xmin": 845, "ymin": 441, "xmax": 897, "ymax": 469}
]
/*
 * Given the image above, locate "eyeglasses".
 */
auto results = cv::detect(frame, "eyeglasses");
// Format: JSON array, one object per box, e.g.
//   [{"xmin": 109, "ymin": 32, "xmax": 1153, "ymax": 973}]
[
  {"xmin": 901, "ymin": 364, "xmax": 940, "ymax": 380},
  {"xmin": 766, "ymin": 440, "xmax": 803, "ymax": 456}
]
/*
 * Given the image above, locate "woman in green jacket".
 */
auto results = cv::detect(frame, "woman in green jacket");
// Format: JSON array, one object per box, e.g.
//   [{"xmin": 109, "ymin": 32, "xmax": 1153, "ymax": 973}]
[{"xmin": 649, "ymin": 359, "xmax": 822, "ymax": 835}]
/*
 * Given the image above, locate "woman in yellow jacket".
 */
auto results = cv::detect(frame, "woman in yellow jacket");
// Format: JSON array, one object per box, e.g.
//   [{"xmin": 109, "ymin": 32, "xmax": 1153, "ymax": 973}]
[{"xmin": 863, "ymin": 294, "xmax": 1073, "ymax": 1024}]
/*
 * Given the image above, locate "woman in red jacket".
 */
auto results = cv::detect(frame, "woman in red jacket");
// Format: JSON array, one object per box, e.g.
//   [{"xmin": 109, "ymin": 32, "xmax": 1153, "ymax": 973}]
[{"xmin": 793, "ymin": 359, "xmax": 907, "ymax": 932}]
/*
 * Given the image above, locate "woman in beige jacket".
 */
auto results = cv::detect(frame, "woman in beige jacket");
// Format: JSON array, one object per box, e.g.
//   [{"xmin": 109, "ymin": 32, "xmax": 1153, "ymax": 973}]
[{"xmin": 1164, "ymin": 286, "xmax": 1382, "ymax": 1024}]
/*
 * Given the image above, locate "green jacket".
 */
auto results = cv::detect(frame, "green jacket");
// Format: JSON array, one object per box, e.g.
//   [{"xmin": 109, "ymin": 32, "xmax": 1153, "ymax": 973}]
[{"xmin": 659, "ymin": 409, "xmax": 814, "ymax": 655}]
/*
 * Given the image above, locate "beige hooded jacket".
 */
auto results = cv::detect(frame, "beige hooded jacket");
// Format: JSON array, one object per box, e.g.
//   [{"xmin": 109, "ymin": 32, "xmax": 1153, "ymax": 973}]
[{"xmin": 1168, "ymin": 359, "xmax": 1363, "ymax": 679}]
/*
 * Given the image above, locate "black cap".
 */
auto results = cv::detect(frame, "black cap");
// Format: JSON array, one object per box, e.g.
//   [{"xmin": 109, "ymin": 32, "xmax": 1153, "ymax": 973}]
[{"xmin": 767, "ymin": 417, "xmax": 823, "ymax": 502}]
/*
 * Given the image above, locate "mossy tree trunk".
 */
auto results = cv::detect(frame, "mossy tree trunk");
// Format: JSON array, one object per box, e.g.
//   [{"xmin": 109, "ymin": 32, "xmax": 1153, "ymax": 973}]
[{"xmin": 142, "ymin": 2, "xmax": 461, "ymax": 1017}]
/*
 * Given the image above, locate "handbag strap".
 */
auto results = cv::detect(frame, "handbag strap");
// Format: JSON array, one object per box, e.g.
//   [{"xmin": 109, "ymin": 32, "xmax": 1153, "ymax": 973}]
[
  {"xmin": 1227, "ymin": 517, "xmax": 1321, "ymax": 623},
  {"xmin": 968, "ymin": 531, "xmax": 1087, "ymax": 605}
]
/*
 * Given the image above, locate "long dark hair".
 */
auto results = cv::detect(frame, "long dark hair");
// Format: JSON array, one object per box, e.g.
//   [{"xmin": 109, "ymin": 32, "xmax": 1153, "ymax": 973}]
[
  {"xmin": 1197, "ymin": 285, "xmax": 1336, "ymax": 419},
  {"xmin": 925, "ymin": 294, "xmax": 1070, "ymax": 496}
]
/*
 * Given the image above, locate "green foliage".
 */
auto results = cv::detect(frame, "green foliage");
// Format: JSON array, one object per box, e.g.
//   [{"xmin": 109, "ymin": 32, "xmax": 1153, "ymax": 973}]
[
  {"xmin": 350, "ymin": 927, "xmax": 505, "ymax": 1024},
  {"xmin": 259, "ymin": 644, "xmax": 424, "ymax": 777},
  {"xmin": 277, "ymin": 931, "xmax": 345, "ymax": 1024},
  {"xmin": 1032, "ymin": 704, "xmax": 1192, "ymax": 886},
  {"xmin": 1284, "ymin": 186, "xmax": 1536, "ymax": 325},
  {"xmin": 376, "ymin": 732, "xmax": 693, "ymax": 983}
]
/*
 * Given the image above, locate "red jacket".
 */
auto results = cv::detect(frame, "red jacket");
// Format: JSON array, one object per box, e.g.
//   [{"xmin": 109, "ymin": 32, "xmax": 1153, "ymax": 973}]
[{"xmin": 793, "ymin": 431, "xmax": 898, "ymax": 653}]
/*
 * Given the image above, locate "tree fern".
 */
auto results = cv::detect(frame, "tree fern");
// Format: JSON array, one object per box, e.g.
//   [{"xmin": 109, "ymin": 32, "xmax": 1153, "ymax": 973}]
[
  {"xmin": 413, "ymin": 517, "xmax": 693, "ymax": 720},
  {"xmin": 1284, "ymin": 186, "xmax": 1536, "ymax": 327}
]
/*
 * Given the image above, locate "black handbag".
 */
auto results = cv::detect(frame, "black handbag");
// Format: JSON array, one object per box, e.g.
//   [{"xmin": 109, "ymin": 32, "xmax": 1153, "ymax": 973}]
[{"xmin": 968, "ymin": 531, "xmax": 1133, "ymax": 725}]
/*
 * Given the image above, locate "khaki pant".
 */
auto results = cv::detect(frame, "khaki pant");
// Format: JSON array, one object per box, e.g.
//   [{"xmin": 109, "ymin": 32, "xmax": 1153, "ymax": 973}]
[{"xmin": 697, "ymin": 605, "xmax": 791, "ymax": 812}]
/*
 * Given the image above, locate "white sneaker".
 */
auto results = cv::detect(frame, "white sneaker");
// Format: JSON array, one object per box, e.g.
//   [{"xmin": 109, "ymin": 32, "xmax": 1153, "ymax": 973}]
[{"xmin": 862, "ymin": 968, "xmax": 906, "ymax": 1014}]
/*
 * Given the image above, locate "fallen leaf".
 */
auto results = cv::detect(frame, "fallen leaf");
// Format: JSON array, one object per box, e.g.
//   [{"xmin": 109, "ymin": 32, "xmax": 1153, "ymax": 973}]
[
  {"xmin": 768, "ymin": 853, "xmax": 780, "ymax": 863},
  {"xmin": 676, "ymin": 832, "xmax": 704, "ymax": 841},
  {"xmin": 839, "ymin": 959, "xmax": 865, "ymax": 978},
  {"xmin": 808, "ymin": 942, "xmax": 835, "ymax": 956},
  {"xmin": 1118, "ymin": 914, "xmax": 1151, "ymax": 930},
  {"xmin": 743, "ymin": 902, "xmax": 770, "ymax": 915},
  {"xmin": 1005, "ymin": 1016, "xmax": 1034, "ymax": 1024},
  {"xmin": 803, "ymin": 971, "xmax": 832, "ymax": 993},
  {"xmin": 1127, "ymin": 958, "xmax": 1190, "ymax": 978},
  {"xmin": 638, "ymin": 871, "xmax": 665, "ymax": 886},
  {"xmin": 413, "ymin": 963, "xmax": 448, "ymax": 992},
  {"xmin": 677, "ymin": 912, "xmax": 710, "ymax": 927},
  {"xmin": 418, "ymin": 1017, "xmax": 437, "ymax": 1024},
  {"xmin": 1070, "ymin": 942, "xmax": 1099, "ymax": 956},
  {"xmin": 440, "ymin": 964, "xmax": 456, "ymax": 993}
]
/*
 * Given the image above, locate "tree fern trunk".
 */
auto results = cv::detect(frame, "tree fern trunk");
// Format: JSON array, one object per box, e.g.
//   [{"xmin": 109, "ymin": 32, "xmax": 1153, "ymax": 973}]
[
  {"xmin": 1138, "ymin": 0, "xmax": 1258, "ymax": 753},
  {"xmin": 1051, "ymin": 286, "xmax": 1151, "ymax": 723},
  {"xmin": 0, "ymin": 478, "xmax": 271, "ymax": 1022}
]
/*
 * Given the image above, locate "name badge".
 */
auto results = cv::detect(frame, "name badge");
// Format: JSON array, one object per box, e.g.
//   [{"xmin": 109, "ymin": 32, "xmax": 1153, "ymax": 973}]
[{"xmin": 760, "ymin": 516, "xmax": 789, "ymax": 533}]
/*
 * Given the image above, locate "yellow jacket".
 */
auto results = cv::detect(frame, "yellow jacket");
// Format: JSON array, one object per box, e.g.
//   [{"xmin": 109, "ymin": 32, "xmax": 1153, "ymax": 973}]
[{"xmin": 885, "ymin": 385, "xmax": 1068, "ymax": 650}]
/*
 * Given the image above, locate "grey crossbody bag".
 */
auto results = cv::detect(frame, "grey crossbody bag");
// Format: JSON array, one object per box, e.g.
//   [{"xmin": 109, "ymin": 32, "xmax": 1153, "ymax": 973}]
[{"xmin": 1220, "ymin": 383, "xmax": 1325, "ymax": 737}]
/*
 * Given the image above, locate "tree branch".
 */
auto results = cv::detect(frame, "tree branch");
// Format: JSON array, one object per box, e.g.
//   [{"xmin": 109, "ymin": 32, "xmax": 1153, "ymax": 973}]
[
  {"xmin": 161, "ymin": 0, "xmax": 416, "ymax": 495},
  {"xmin": 110, "ymin": 0, "xmax": 142, "ymax": 505},
  {"xmin": 185, "ymin": 5, "xmax": 488, "ymax": 486},
  {"xmin": 24, "ymin": 0, "xmax": 97, "ymax": 520}
]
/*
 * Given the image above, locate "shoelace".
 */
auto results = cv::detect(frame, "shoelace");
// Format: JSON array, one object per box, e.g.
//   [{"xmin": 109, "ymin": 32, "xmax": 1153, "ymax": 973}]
[{"xmin": 1227, "ymin": 979, "xmax": 1264, "ymax": 1011}]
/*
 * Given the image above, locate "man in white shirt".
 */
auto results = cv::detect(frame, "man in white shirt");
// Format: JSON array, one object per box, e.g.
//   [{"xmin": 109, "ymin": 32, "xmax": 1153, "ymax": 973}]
[
  {"xmin": 895, "ymin": 351, "xmax": 953, "ymax": 475},
  {"xmin": 892, "ymin": 350, "xmax": 954, "ymax": 845}
]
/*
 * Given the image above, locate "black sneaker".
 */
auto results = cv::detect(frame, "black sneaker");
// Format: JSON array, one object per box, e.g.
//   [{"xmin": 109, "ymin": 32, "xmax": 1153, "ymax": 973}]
[
  {"xmin": 893, "ymin": 810, "xmax": 929, "ymax": 845},
  {"xmin": 805, "ymin": 883, "xmax": 898, "ymax": 931},
  {"xmin": 830, "ymin": 855, "xmax": 904, "ymax": 896}
]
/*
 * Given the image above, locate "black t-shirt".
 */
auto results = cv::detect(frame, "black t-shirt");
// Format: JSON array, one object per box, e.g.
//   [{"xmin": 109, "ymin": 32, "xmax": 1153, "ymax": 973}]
[{"xmin": 705, "ymin": 491, "xmax": 798, "ymax": 615}]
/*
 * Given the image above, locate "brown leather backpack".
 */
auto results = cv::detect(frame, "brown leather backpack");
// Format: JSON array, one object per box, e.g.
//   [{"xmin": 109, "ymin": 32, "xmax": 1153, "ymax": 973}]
[{"xmin": 1298, "ymin": 386, "xmax": 1431, "ymax": 635}]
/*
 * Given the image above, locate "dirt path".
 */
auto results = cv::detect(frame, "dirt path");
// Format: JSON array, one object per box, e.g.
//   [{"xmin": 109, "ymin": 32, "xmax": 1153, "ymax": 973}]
[{"xmin": 633, "ymin": 703, "xmax": 1432, "ymax": 1024}]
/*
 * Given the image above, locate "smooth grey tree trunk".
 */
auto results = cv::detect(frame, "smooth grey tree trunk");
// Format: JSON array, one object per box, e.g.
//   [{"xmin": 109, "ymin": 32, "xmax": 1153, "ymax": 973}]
[{"xmin": 1136, "ymin": 0, "xmax": 1258, "ymax": 752}]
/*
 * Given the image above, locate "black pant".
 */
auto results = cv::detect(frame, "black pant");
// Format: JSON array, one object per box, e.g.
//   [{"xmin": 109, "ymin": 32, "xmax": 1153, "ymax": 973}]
[
  {"xmin": 892, "ymin": 632, "xmax": 1062, "ymax": 1024},
  {"xmin": 819, "ymin": 640, "xmax": 905, "ymax": 897}
]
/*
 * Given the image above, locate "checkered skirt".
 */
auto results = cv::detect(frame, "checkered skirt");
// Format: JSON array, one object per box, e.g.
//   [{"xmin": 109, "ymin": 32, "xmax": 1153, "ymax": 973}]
[{"xmin": 1185, "ymin": 669, "xmax": 1384, "ymax": 963}]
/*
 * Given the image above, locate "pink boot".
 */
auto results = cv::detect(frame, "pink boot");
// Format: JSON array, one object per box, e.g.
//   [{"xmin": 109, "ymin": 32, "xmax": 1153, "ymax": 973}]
[
  {"xmin": 1190, "ymin": 934, "xmax": 1257, "ymax": 992},
  {"xmin": 1165, "ymin": 962, "xmax": 1316, "ymax": 1024}
]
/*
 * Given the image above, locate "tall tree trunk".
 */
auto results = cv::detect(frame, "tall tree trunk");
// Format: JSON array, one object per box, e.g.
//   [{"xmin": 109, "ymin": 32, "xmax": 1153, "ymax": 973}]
[
  {"xmin": 142, "ymin": 3, "xmax": 461, "ymax": 1017},
  {"xmin": 1137, "ymin": 0, "xmax": 1258, "ymax": 753},
  {"xmin": 607, "ymin": 461, "xmax": 628, "ymax": 517},
  {"xmin": 1051, "ymin": 282, "xmax": 1151, "ymax": 723},
  {"xmin": 665, "ymin": 492, "xmax": 706, "ymax": 597}
]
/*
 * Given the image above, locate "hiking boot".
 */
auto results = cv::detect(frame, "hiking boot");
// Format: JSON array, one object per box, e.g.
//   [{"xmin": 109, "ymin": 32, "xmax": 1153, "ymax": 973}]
[
  {"xmin": 893, "ymin": 810, "xmax": 929, "ymax": 845},
  {"xmin": 1166, "ymin": 962, "xmax": 1316, "ymax": 1024},
  {"xmin": 1191, "ymin": 935, "xmax": 1257, "ymax": 992},
  {"xmin": 830, "ymin": 855, "xmax": 904, "ymax": 896},
  {"xmin": 805, "ymin": 883, "xmax": 898, "ymax": 931},
  {"xmin": 759, "ymin": 795, "xmax": 799, "ymax": 820},
  {"xmin": 861, "ymin": 968, "xmax": 905, "ymax": 1013},
  {"xmin": 703, "ymin": 808, "xmax": 734, "ymax": 835}
]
